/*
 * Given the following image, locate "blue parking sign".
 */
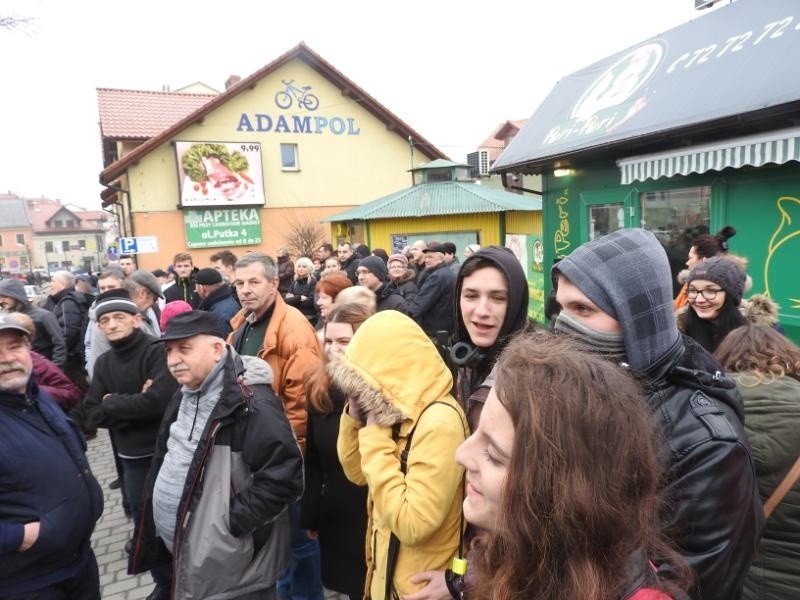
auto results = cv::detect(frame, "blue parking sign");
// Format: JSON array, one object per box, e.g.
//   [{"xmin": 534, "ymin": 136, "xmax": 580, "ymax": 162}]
[{"xmin": 119, "ymin": 237, "xmax": 138, "ymax": 253}]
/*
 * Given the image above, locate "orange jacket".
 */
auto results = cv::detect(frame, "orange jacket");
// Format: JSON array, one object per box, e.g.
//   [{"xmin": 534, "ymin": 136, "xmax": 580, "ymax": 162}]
[{"xmin": 228, "ymin": 294, "xmax": 321, "ymax": 451}]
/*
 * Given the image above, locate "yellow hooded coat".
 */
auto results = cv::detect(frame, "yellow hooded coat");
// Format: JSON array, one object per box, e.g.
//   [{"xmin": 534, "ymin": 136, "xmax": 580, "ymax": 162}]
[{"xmin": 331, "ymin": 311, "xmax": 467, "ymax": 600}]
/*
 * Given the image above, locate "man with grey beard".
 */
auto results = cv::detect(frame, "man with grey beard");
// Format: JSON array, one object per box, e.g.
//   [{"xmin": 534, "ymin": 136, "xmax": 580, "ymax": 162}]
[{"xmin": 0, "ymin": 313, "xmax": 104, "ymax": 598}]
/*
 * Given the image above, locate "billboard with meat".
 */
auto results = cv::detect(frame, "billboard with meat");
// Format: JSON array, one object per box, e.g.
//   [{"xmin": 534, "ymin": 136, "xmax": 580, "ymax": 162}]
[{"xmin": 175, "ymin": 141, "xmax": 266, "ymax": 207}]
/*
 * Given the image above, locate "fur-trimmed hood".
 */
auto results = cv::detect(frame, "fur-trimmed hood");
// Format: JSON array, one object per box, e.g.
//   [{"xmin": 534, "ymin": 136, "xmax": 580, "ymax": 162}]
[{"xmin": 327, "ymin": 311, "xmax": 453, "ymax": 428}]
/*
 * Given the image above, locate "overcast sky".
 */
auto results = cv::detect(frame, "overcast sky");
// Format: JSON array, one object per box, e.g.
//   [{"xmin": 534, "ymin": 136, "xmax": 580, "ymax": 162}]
[{"xmin": 0, "ymin": 0, "xmax": 727, "ymax": 210}]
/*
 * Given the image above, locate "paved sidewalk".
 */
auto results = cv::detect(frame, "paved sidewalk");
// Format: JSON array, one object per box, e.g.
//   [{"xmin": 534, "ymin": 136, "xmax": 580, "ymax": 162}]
[{"xmin": 87, "ymin": 430, "xmax": 347, "ymax": 600}]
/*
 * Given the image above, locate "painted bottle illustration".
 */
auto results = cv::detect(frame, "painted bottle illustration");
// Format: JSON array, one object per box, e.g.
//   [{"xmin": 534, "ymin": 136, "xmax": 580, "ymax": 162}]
[{"xmin": 764, "ymin": 196, "xmax": 800, "ymax": 311}]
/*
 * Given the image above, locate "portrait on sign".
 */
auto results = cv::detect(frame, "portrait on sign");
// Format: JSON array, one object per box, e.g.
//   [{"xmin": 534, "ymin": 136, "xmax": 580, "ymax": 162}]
[{"xmin": 174, "ymin": 141, "xmax": 266, "ymax": 208}]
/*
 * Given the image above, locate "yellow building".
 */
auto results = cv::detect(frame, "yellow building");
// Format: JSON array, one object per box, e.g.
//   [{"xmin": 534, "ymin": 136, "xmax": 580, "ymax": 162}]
[{"xmin": 98, "ymin": 43, "xmax": 444, "ymax": 269}]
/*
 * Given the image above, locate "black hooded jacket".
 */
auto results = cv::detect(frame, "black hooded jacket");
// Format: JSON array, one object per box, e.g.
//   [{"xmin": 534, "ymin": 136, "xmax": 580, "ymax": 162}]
[
  {"xmin": 556, "ymin": 228, "xmax": 763, "ymax": 600},
  {"xmin": 452, "ymin": 246, "xmax": 531, "ymax": 431}
]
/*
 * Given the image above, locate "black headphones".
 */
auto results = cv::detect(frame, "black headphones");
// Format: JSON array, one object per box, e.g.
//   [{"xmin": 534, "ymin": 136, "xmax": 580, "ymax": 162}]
[{"xmin": 449, "ymin": 342, "xmax": 487, "ymax": 368}]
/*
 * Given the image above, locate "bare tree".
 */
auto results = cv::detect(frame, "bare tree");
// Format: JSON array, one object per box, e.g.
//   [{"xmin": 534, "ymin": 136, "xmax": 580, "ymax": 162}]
[{"xmin": 283, "ymin": 211, "xmax": 328, "ymax": 258}]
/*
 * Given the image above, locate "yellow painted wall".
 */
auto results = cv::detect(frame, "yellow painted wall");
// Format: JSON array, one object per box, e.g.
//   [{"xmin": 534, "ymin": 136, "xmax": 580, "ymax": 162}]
[
  {"xmin": 506, "ymin": 210, "xmax": 542, "ymax": 235},
  {"xmin": 123, "ymin": 56, "xmax": 439, "ymax": 266},
  {"xmin": 366, "ymin": 214, "xmax": 503, "ymax": 250}
]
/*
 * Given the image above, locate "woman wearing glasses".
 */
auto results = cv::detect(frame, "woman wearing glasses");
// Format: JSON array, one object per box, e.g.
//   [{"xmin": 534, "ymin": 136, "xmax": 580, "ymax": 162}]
[{"xmin": 677, "ymin": 256, "xmax": 749, "ymax": 353}]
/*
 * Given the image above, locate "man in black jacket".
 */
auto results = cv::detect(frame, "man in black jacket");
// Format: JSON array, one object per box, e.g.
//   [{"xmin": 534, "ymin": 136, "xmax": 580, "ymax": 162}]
[
  {"xmin": 0, "ymin": 313, "xmax": 103, "ymax": 599},
  {"xmin": 44, "ymin": 271, "xmax": 90, "ymax": 389},
  {"xmin": 77, "ymin": 289, "xmax": 178, "ymax": 599},
  {"xmin": 338, "ymin": 242, "xmax": 360, "ymax": 285},
  {"xmin": 0, "ymin": 278, "xmax": 67, "ymax": 368},
  {"xmin": 356, "ymin": 256, "xmax": 408, "ymax": 314},
  {"xmin": 408, "ymin": 244, "xmax": 457, "ymax": 337},
  {"xmin": 129, "ymin": 311, "xmax": 303, "ymax": 600},
  {"xmin": 163, "ymin": 252, "xmax": 199, "ymax": 308},
  {"xmin": 552, "ymin": 228, "xmax": 763, "ymax": 600}
]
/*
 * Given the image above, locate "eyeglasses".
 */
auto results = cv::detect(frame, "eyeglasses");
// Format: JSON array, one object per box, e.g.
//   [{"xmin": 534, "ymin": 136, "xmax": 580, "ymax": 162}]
[{"xmin": 687, "ymin": 287, "xmax": 723, "ymax": 301}]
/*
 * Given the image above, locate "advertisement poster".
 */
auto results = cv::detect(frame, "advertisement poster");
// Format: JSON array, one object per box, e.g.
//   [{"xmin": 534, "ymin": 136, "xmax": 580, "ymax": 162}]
[
  {"xmin": 505, "ymin": 234, "xmax": 545, "ymax": 324},
  {"xmin": 175, "ymin": 141, "xmax": 266, "ymax": 208},
  {"xmin": 184, "ymin": 208, "xmax": 262, "ymax": 249}
]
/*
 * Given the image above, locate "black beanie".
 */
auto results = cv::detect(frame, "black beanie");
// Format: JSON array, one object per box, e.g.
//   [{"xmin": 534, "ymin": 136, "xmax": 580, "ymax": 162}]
[
  {"xmin": 95, "ymin": 289, "xmax": 139, "ymax": 320},
  {"xmin": 358, "ymin": 256, "xmax": 388, "ymax": 281}
]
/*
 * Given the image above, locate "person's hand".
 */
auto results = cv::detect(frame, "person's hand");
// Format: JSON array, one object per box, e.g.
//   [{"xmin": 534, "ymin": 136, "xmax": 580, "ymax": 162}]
[
  {"xmin": 306, "ymin": 530, "xmax": 318, "ymax": 540},
  {"xmin": 403, "ymin": 570, "xmax": 450, "ymax": 600},
  {"xmin": 18, "ymin": 522, "xmax": 40, "ymax": 552},
  {"xmin": 141, "ymin": 379, "xmax": 153, "ymax": 393}
]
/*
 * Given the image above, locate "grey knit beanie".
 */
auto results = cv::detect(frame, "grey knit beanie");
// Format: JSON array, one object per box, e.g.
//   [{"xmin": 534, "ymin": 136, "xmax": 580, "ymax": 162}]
[
  {"xmin": 687, "ymin": 256, "xmax": 747, "ymax": 305},
  {"xmin": 0, "ymin": 279, "xmax": 28, "ymax": 305}
]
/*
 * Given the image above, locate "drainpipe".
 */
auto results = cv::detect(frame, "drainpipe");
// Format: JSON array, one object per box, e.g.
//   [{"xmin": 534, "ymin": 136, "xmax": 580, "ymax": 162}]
[{"xmin": 499, "ymin": 212, "xmax": 507, "ymax": 245}]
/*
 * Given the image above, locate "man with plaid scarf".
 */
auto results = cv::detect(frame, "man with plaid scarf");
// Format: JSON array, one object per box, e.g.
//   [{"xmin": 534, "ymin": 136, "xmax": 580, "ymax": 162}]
[{"xmin": 551, "ymin": 228, "xmax": 762, "ymax": 600}]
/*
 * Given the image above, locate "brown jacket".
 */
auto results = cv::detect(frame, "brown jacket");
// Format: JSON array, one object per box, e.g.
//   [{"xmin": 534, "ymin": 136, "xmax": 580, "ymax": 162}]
[{"xmin": 228, "ymin": 295, "xmax": 321, "ymax": 451}]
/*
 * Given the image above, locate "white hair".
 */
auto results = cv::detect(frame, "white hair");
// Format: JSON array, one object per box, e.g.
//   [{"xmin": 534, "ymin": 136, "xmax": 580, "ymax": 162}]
[{"xmin": 53, "ymin": 271, "xmax": 75, "ymax": 287}]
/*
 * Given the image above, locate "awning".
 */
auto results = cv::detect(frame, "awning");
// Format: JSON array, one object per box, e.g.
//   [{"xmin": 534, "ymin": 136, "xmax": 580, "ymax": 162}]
[
  {"xmin": 617, "ymin": 126, "xmax": 800, "ymax": 184},
  {"xmin": 491, "ymin": 0, "xmax": 800, "ymax": 173}
]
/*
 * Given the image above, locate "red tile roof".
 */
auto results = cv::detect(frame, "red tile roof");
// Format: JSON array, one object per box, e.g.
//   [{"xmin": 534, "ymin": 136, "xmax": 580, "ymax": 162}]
[
  {"xmin": 100, "ymin": 42, "xmax": 447, "ymax": 188},
  {"xmin": 97, "ymin": 88, "xmax": 217, "ymax": 139},
  {"xmin": 25, "ymin": 201, "xmax": 106, "ymax": 232},
  {"xmin": 478, "ymin": 120, "xmax": 528, "ymax": 162}
]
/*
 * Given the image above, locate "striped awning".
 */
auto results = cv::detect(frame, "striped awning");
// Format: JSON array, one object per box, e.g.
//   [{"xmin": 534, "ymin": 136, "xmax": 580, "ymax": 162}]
[{"xmin": 617, "ymin": 127, "xmax": 800, "ymax": 185}]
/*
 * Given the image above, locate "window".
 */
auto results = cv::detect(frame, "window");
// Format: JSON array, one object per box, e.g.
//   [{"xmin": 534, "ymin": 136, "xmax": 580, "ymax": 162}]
[
  {"xmin": 77, "ymin": 239, "xmax": 86, "ymax": 250},
  {"xmin": 16, "ymin": 233, "xmax": 25, "ymax": 245},
  {"xmin": 45, "ymin": 241, "xmax": 54, "ymax": 253},
  {"xmin": 0, "ymin": 234, "xmax": 3, "ymax": 247},
  {"xmin": 66, "ymin": 219, "xmax": 76, "ymax": 227},
  {"xmin": 589, "ymin": 204, "xmax": 626, "ymax": 241},
  {"xmin": 280, "ymin": 143, "xmax": 299, "ymax": 170},
  {"xmin": 639, "ymin": 185, "xmax": 711, "ymax": 294},
  {"xmin": 62, "ymin": 240, "xmax": 70, "ymax": 252}
]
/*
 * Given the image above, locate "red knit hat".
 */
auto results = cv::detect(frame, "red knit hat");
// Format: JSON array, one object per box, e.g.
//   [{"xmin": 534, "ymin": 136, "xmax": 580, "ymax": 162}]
[{"xmin": 160, "ymin": 301, "xmax": 193, "ymax": 333}]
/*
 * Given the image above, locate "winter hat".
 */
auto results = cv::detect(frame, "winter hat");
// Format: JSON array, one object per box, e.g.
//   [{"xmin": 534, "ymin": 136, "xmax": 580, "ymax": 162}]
[
  {"xmin": 441, "ymin": 242, "xmax": 457, "ymax": 256},
  {"xmin": 131, "ymin": 269, "xmax": 165, "ymax": 299},
  {"xmin": 358, "ymin": 256, "xmax": 388, "ymax": 281},
  {"xmin": 95, "ymin": 289, "xmax": 138, "ymax": 320},
  {"xmin": 160, "ymin": 300, "xmax": 193, "ymax": 333},
  {"xmin": 388, "ymin": 253, "xmax": 408, "ymax": 267},
  {"xmin": 195, "ymin": 268, "xmax": 222, "ymax": 285},
  {"xmin": 687, "ymin": 256, "xmax": 747, "ymax": 305},
  {"xmin": 157, "ymin": 310, "xmax": 226, "ymax": 342},
  {"xmin": 0, "ymin": 279, "xmax": 28, "ymax": 305},
  {"xmin": 0, "ymin": 313, "xmax": 31, "ymax": 337}
]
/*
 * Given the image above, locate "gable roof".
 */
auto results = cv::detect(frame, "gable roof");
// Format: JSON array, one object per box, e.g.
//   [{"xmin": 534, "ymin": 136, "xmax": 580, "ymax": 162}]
[
  {"xmin": 100, "ymin": 42, "xmax": 447, "ymax": 186},
  {"xmin": 97, "ymin": 87, "xmax": 218, "ymax": 139},
  {"xmin": 0, "ymin": 199, "xmax": 31, "ymax": 229},
  {"xmin": 478, "ymin": 120, "xmax": 527, "ymax": 162},
  {"xmin": 493, "ymin": 0, "xmax": 800, "ymax": 173},
  {"xmin": 322, "ymin": 181, "xmax": 540, "ymax": 222}
]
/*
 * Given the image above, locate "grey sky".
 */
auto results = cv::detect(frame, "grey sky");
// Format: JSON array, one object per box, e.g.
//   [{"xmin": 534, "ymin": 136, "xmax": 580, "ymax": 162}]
[{"xmin": 0, "ymin": 0, "xmax": 726, "ymax": 209}]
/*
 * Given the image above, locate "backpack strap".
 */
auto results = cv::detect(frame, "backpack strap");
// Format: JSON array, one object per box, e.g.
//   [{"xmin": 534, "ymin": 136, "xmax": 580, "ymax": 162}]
[
  {"xmin": 764, "ymin": 455, "xmax": 800, "ymax": 518},
  {"xmin": 385, "ymin": 400, "xmax": 466, "ymax": 600}
]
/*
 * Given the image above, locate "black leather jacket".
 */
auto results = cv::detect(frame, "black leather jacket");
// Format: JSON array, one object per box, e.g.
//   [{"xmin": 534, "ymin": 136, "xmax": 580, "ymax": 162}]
[{"xmin": 644, "ymin": 336, "xmax": 763, "ymax": 600}]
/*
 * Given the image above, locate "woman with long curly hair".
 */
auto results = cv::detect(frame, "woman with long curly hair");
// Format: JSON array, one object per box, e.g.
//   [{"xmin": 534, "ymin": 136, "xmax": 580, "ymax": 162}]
[
  {"xmin": 456, "ymin": 332, "xmax": 690, "ymax": 600},
  {"xmin": 716, "ymin": 325, "xmax": 800, "ymax": 600}
]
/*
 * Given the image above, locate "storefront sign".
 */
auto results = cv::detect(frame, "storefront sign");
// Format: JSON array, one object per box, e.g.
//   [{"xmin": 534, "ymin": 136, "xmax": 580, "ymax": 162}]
[
  {"xmin": 175, "ymin": 141, "xmax": 266, "ymax": 208},
  {"xmin": 236, "ymin": 79, "xmax": 361, "ymax": 136},
  {"xmin": 506, "ymin": 234, "xmax": 545, "ymax": 324},
  {"xmin": 184, "ymin": 208, "xmax": 262, "ymax": 249}
]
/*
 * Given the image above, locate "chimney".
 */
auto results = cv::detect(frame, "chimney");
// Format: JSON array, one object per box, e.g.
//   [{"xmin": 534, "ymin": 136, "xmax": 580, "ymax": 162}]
[{"xmin": 225, "ymin": 75, "xmax": 242, "ymax": 90}]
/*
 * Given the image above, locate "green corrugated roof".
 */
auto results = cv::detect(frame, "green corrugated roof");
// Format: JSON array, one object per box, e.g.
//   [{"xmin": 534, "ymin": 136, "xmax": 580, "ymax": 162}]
[{"xmin": 322, "ymin": 182, "xmax": 541, "ymax": 222}]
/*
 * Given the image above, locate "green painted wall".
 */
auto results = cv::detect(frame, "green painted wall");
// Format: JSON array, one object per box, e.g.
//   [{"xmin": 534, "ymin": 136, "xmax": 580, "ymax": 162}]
[{"xmin": 542, "ymin": 161, "xmax": 800, "ymax": 343}]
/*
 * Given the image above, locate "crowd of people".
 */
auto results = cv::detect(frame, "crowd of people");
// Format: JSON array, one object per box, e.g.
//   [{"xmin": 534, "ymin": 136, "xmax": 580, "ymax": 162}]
[{"xmin": 0, "ymin": 228, "xmax": 798, "ymax": 600}]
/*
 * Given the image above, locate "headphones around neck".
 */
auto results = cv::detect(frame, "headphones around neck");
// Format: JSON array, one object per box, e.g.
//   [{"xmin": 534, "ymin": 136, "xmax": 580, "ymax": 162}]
[{"xmin": 449, "ymin": 342, "xmax": 487, "ymax": 368}]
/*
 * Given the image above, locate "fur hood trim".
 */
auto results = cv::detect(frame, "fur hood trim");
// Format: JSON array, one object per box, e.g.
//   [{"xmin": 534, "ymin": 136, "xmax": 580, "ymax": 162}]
[
  {"xmin": 741, "ymin": 294, "xmax": 779, "ymax": 326},
  {"xmin": 327, "ymin": 355, "xmax": 406, "ymax": 427}
]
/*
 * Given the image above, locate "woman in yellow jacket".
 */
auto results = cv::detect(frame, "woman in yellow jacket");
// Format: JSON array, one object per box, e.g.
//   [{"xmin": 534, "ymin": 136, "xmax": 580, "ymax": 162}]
[{"xmin": 331, "ymin": 310, "xmax": 468, "ymax": 600}]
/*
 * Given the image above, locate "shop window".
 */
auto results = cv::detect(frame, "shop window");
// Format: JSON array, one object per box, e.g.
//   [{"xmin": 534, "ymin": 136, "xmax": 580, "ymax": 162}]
[
  {"xmin": 45, "ymin": 241, "xmax": 54, "ymax": 253},
  {"xmin": 280, "ymin": 143, "xmax": 299, "ymax": 171},
  {"xmin": 639, "ymin": 185, "xmax": 711, "ymax": 294},
  {"xmin": 589, "ymin": 204, "xmax": 626, "ymax": 241}
]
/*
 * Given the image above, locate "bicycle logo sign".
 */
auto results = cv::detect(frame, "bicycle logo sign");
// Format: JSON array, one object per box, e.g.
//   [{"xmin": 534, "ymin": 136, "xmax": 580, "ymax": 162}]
[{"xmin": 274, "ymin": 80, "xmax": 319, "ymax": 111}]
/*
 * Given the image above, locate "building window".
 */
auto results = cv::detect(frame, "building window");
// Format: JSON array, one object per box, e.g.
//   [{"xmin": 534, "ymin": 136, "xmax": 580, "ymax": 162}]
[
  {"xmin": 62, "ymin": 240, "xmax": 70, "ymax": 252},
  {"xmin": 280, "ymin": 143, "xmax": 299, "ymax": 170},
  {"xmin": 45, "ymin": 241, "xmax": 54, "ymax": 253},
  {"xmin": 639, "ymin": 185, "xmax": 711, "ymax": 293},
  {"xmin": 0, "ymin": 234, "xmax": 3, "ymax": 247},
  {"xmin": 66, "ymin": 219, "xmax": 76, "ymax": 227},
  {"xmin": 16, "ymin": 233, "xmax": 25, "ymax": 245}
]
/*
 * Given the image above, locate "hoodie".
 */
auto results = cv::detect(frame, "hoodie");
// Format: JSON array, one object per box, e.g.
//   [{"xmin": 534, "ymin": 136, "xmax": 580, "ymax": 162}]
[
  {"xmin": 331, "ymin": 311, "xmax": 467, "ymax": 600},
  {"xmin": 555, "ymin": 229, "xmax": 763, "ymax": 600}
]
